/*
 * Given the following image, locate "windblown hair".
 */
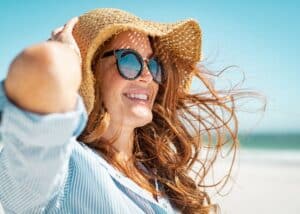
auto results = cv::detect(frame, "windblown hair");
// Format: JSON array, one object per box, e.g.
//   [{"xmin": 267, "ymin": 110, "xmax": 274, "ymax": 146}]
[{"xmin": 78, "ymin": 34, "xmax": 256, "ymax": 214}]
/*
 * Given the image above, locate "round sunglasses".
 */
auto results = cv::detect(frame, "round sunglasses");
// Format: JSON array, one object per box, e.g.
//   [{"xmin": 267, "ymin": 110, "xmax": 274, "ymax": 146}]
[{"xmin": 101, "ymin": 48, "xmax": 164, "ymax": 84}]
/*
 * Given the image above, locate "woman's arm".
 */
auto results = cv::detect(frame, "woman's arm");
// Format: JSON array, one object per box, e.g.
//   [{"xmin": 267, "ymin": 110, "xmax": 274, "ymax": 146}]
[
  {"xmin": 5, "ymin": 38, "xmax": 81, "ymax": 114},
  {"xmin": 0, "ymin": 17, "xmax": 88, "ymax": 213}
]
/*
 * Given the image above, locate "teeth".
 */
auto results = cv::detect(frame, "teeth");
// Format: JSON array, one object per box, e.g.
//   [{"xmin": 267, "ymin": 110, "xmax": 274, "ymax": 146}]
[{"xmin": 125, "ymin": 93, "xmax": 149, "ymax": 100}]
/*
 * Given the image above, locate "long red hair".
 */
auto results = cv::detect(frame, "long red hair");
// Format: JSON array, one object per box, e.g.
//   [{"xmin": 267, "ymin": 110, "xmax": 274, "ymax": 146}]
[{"xmin": 78, "ymin": 34, "xmax": 260, "ymax": 213}]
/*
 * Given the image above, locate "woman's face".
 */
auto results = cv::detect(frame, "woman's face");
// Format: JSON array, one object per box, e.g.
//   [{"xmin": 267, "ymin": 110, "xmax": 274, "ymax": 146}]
[{"xmin": 96, "ymin": 31, "xmax": 159, "ymax": 129}]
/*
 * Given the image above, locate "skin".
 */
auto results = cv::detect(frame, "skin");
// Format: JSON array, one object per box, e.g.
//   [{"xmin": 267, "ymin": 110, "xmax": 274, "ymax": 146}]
[
  {"xmin": 95, "ymin": 30, "xmax": 159, "ymax": 162},
  {"xmin": 5, "ymin": 19, "xmax": 158, "ymax": 198},
  {"xmin": 6, "ymin": 18, "xmax": 157, "ymax": 163},
  {"xmin": 4, "ymin": 17, "xmax": 81, "ymax": 114}
]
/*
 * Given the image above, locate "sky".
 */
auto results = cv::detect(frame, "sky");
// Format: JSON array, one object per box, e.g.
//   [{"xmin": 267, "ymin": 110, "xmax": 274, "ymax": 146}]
[{"xmin": 0, "ymin": 0, "xmax": 299, "ymax": 133}]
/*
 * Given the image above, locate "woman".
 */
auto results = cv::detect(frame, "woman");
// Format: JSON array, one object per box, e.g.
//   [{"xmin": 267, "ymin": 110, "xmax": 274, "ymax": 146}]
[{"xmin": 0, "ymin": 8, "xmax": 241, "ymax": 213}]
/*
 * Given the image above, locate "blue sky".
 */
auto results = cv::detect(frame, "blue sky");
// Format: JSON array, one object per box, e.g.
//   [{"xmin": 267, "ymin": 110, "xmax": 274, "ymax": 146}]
[{"xmin": 0, "ymin": 0, "xmax": 299, "ymax": 133}]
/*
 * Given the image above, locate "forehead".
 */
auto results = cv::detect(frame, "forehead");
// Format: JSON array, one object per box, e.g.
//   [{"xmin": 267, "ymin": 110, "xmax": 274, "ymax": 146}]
[{"xmin": 104, "ymin": 30, "xmax": 153, "ymax": 57}]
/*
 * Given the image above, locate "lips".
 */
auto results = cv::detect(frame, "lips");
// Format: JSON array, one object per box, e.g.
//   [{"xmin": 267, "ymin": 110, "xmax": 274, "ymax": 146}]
[
  {"xmin": 122, "ymin": 88, "xmax": 153, "ymax": 105},
  {"xmin": 124, "ymin": 93, "xmax": 149, "ymax": 101}
]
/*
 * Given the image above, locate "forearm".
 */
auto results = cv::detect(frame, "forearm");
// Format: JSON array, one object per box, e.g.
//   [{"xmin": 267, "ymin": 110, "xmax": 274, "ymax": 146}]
[
  {"xmin": 4, "ymin": 41, "xmax": 82, "ymax": 114},
  {"xmin": 0, "ymin": 79, "xmax": 87, "ymax": 212}
]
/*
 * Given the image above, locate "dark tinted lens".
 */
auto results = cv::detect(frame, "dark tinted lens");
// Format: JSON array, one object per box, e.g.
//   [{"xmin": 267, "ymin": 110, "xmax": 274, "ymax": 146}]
[
  {"xmin": 117, "ymin": 51, "xmax": 142, "ymax": 79},
  {"xmin": 148, "ymin": 58, "xmax": 163, "ymax": 83}
]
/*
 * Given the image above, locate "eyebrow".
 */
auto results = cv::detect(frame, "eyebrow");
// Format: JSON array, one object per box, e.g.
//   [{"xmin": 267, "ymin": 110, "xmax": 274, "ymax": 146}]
[
  {"xmin": 102, "ymin": 49, "xmax": 155, "ymax": 59},
  {"xmin": 101, "ymin": 50, "xmax": 115, "ymax": 58}
]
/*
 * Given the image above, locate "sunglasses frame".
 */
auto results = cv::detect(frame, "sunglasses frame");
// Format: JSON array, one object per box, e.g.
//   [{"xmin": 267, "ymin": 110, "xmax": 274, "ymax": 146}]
[{"xmin": 101, "ymin": 48, "xmax": 164, "ymax": 84}]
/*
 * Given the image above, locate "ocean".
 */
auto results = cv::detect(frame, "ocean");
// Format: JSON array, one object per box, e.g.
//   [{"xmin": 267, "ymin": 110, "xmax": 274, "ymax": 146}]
[
  {"xmin": 199, "ymin": 133, "xmax": 300, "ymax": 166},
  {"xmin": 239, "ymin": 133, "xmax": 300, "ymax": 150},
  {"xmin": 237, "ymin": 133, "xmax": 300, "ymax": 166}
]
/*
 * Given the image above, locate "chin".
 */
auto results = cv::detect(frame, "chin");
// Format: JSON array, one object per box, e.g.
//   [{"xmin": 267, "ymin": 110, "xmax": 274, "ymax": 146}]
[
  {"xmin": 125, "ymin": 105, "xmax": 153, "ymax": 126},
  {"xmin": 127, "ymin": 112, "xmax": 153, "ymax": 128},
  {"xmin": 137, "ymin": 115, "xmax": 153, "ymax": 127}
]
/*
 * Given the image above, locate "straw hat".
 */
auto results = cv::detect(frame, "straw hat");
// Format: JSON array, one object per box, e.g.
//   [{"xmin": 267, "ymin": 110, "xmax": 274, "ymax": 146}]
[{"xmin": 72, "ymin": 8, "xmax": 202, "ymax": 115}]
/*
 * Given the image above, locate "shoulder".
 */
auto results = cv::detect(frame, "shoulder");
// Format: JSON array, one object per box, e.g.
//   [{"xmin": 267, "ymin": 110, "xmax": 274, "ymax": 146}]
[{"xmin": 69, "ymin": 141, "xmax": 112, "ymax": 174}]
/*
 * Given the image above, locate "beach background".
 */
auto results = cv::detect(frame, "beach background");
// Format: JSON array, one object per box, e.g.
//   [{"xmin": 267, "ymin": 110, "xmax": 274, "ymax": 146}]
[
  {"xmin": 206, "ymin": 134, "xmax": 300, "ymax": 214},
  {"xmin": 0, "ymin": 0, "xmax": 299, "ymax": 213}
]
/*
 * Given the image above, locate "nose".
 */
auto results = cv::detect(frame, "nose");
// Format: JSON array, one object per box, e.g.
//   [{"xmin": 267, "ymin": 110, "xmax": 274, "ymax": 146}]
[{"xmin": 138, "ymin": 64, "xmax": 153, "ymax": 84}]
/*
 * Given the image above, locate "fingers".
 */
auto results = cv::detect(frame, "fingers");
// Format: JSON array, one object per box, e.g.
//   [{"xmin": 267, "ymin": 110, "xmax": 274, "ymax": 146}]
[
  {"xmin": 47, "ymin": 17, "xmax": 82, "ymax": 63},
  {"xmin": 63, "ymin": 17, "xmax": 79, "ymax": 34},
  {"xmin": 51, "ymin": 26, "xmax": 64, "ymax": 38},
  {"xmin": 51, "ymin": 17, "xmax": 78, "ymax": 38}
]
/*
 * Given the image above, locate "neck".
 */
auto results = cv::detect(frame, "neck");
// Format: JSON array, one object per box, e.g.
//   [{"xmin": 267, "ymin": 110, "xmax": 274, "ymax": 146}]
[{"xmin": 101, "ymin": 124, "xmax": 135, "ymax": 162}]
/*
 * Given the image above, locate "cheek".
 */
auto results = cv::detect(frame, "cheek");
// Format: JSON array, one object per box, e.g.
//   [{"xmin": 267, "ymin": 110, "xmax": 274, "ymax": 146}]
[
  {"xmin": 152, "ymin": 83, "xmax": 159, "ymax": 100},
  {"xmin": 100, "ymin": 62, "xmax": 120, "ymax": 92},
  {"xmin": 101, "ymin": 68, "xmax": 127, "ymax": 106},
  {"xmin": 107, "ymin": 71, "xmax": 127, "ymax": 93}
]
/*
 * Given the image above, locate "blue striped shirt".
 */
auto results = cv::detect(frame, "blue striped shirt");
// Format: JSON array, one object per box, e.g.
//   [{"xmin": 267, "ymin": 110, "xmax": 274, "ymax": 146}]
[{"xmin": 0, "ymin": 79, "xmax": 180, "ymax": 214}]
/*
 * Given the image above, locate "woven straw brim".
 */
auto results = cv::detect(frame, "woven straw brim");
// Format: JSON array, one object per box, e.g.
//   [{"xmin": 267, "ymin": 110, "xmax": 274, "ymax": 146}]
[{"xmin": 72, "ymin": 8, "xmax": 202, "ymax": 115}]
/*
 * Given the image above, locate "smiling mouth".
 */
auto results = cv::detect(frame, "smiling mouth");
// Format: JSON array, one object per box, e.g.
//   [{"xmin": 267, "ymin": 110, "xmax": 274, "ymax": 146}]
[{"xmin": 123, "ymin": 93, "xmax": 150, "ymax": 103}]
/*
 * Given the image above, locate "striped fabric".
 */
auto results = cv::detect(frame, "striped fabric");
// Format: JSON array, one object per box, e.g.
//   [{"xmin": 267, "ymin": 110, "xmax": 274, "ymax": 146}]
[{"xmin": 0, "ymin": 79, "xmax": 180, "ymax": 214}]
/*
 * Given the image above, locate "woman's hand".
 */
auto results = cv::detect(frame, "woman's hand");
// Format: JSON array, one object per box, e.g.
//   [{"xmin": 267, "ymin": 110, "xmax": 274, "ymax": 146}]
[
  {"xmin": 49, "ymin": 17, "xmax": 81, "ymax": 65},
  {"xmin": 4, "ymin": 17, "xmax": 83, "ymax": 114}
]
